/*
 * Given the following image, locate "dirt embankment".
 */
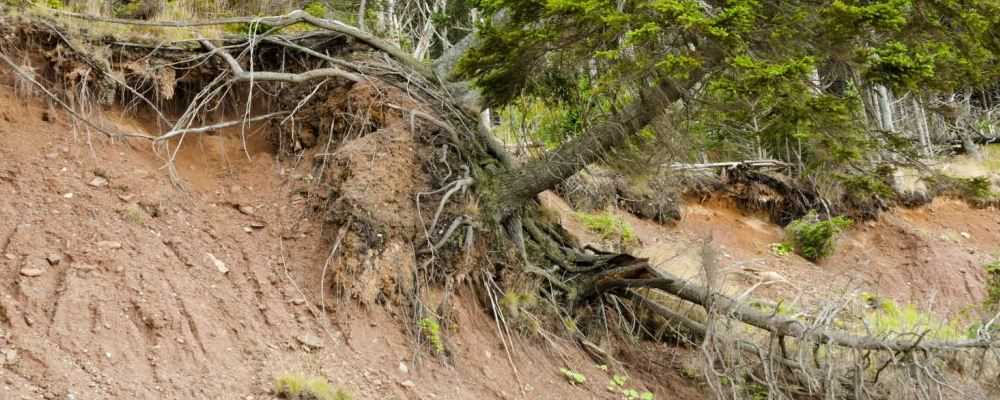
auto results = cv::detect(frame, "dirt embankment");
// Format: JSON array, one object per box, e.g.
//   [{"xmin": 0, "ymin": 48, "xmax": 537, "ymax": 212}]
[
  {"xmin": 0, "ymin": 71, "xmax": 708, "ymax": 399},
  {"xmin": 549, "ymin": 190, "xmax": 999, "ymax": 322}
]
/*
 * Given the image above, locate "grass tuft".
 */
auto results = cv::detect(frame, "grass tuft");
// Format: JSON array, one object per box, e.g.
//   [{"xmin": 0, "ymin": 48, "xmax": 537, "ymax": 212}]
[
  {"xmin": 576, "ymin": 211, "xmax": 637, "ymax": 246},
  {"xmin": 273, "ymin": 373, "xmax": 351, "ymax": 400}
]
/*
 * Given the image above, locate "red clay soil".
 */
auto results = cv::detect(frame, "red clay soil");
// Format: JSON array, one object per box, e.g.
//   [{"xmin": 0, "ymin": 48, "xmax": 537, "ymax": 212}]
[
  {"xmin": 0, "ymin": 81, "xmax": 705, "ymax": 399},
  {"xmin": 670, "ymin": 197, "xmax": 998, "ymax": 319}
]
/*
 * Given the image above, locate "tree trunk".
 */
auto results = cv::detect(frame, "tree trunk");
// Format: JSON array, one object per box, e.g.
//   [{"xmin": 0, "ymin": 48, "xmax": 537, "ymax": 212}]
[
  {"xmin": 876, "ymin": 84, "xmax": 895, "ymax": 132},
  {"xmin": 488, "ymin": 79, "xmax": 689, "ymax": 217}
]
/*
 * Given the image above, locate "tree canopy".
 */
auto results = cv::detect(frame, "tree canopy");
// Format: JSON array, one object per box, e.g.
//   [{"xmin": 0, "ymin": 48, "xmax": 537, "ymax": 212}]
[{"xmin": 460, "ymin": 0, "xmax": 1000, "ymax": 172}]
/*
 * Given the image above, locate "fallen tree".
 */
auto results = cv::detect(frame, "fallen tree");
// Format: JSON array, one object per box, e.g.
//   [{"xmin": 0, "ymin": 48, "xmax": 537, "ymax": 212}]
[{"xmin": 2, "ymin": 4, "xmax": 999, "ymax": 399}]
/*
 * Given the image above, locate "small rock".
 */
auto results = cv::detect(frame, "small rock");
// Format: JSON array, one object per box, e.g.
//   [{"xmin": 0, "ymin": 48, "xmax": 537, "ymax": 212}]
[
  {"xmin": 291, "ymin": 298, "xmax": 305, "ymax": 305},
  {"xmin": 97, "ymin": 241, "xmax": 122, "ymax": 249},
  {"xmin": 238, "ymin": 205, "xmax": 255, "ymax": 215},
  {"xmin": 296, "ymin": 334, "xmax": 324, "ymax": 350},
  {"xmin": 87, "ymin": 177, "xmax": 108, "ymax": 188},
  {"xmin": 19, "ymin": 268, "xmax": 44, "ymax": 277},
  {"xmin": 3, "ymin": 253, "xmax": 15, "ymax": 260},
  {"xmin": 46, "ymin": 254, "xmax": 62, "ymax": 266},
  {"xmin": 398, "ymin": 362, "xmax": 409, "ymax": 374},
  {"xmin": 71, "ymin": 262, "xmax": 98, "ymax": 271},
  {"xmin": 2, "ymin": 349, "xmax": 17, "ymax": 365},
  {"xmin": 205, "ymin": 253, "xmax": 229, "ymax": 274},
  {"xmin": 960, "ymin": 231, "xmax": 971, "ymax": 239},
  {"xmin": 400, "ymin": 380, "xmax": 415, "ymax": 388},
  {"xmin": 243, "ymin": 227, "xmax": 253, "ymax": 233},
  {"xmin": 44, "ymin": 152, "xmax": 58, "ymax": 160},
  {"xmin": 63, "ymin": 193, "xmax": 74, "ymax": 199},
  {"xmin": 118, "ymin": 194, "xmax": 135, "ymax": 202},
  {"xmin": 249, "ymin": 221, "xmax": 266, "ymax": 229}
]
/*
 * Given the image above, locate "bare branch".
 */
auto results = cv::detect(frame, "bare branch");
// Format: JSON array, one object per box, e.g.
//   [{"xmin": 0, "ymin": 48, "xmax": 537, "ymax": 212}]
[
  {"xmin": 49, "ymin": 9, "xmax": 434, "ymax": 80},
  {"xmin": 154, "ymin": 112, "xmax": 287, "ymax": 142},
  {"xmin": 198, "ymin": 38, "xmax": 363, "ymax": 83}
]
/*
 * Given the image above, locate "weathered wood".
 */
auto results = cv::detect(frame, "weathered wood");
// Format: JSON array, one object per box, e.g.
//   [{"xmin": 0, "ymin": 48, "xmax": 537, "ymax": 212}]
[{"xmin": 595, "ymin": 264, "xmax": 998, "ymax": 352}]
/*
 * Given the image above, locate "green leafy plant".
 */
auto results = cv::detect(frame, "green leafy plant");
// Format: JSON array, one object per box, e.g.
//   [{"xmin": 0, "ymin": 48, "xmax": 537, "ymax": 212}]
[
  {"xmin": 576, "ymin": 211, "xmax": 637, "ymax": 246},
  {"xmin": 273, "ymin": 373, "xmax": 351, "ymax": 400},
  {"xmin": 769, "ymin": 242, "xmax": 792, "ymax": 257},
  {"xmin": 417, "ymin": 317, "xmax": 444, "ymax": 354},
  {"xmin": 785, "ymin": 212, "xmax": 852, "ymax": 261},
  {"xmin": 559, "ymin": 368, "xmax": 586, "ymax": 385}
]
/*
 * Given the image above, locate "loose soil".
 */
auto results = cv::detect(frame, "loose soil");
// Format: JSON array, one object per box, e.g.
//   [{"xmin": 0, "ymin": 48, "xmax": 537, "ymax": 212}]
[{"xmin": 0, "ymin": 79, "xmax": 700, "ymax": 399}]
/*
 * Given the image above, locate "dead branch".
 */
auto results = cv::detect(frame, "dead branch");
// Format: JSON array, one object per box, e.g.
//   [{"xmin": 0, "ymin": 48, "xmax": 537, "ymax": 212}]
[
  {"xmin": 198, "ymin": 38, "xmax": 362, "ymax": 83},
  {"xmin": 154, "ymin": 112, "xmax": 287, "ymax": 142},
  {"xmin": 49, "ymin": 9, "xmax": 433, "ymax": 80}
]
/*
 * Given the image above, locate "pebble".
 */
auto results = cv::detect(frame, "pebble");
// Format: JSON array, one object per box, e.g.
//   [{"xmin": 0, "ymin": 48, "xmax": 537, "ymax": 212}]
[
  {"xmin": 398, "ymin": 362, "xmax": 408, "ymax": 374},
  {"xmin": 400, "ymin": 380, "xmax": 415, "ymax": 388},
  {"xmin": 88, "ymin": 177, "xmax": 108, "ymax": 188},
  {"xmin": 3, "ymin": 253, "xmax": 15, "ymax": 260},
  {"xmin": 238, "ymin": 205, "xmax": 255, "ymax": 216},
  {"xmin": 97, "ymin": 241, "xmax": 122, "ymax": 249},
  {"xmin": 46, "ymin": 254, "xmax": 62, "ymax": 266},
  {"xmin": 205, "ymin": 253, "xmax": 229, "ymax": 274},
  {"xmin": 2, "ymin": 349, "xmax": 17, "ymax": 365},
  {"xmin": 296, "ymin": 334, "xmax": 324, "ymax": 350},
  {"xmin": 63, "ymin": 193, "xmax": 74, "ymax": 199},
  {"xmin": 19, "ymin": 267, "xmax": 44, "ymax": 277},
  {"xmin": 960, "ymin": 231, "xmax": 971, "ymax": 239},
  {"xmin": 291, "ymin": 298, "xmax": 305, "ymax": 305},
  {"xmin": 72, "ymin": 262, "xmax": 98, "ymax": 271}
]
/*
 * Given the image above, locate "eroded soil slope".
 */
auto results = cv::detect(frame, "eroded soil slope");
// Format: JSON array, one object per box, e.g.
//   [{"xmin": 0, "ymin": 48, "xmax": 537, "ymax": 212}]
[{"xmin": 0, "ymin": 83, "xmax": 693, "ymax": 399}]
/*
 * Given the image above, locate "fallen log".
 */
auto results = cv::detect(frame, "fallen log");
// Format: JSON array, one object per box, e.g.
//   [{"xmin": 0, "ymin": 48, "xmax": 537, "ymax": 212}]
[{"xmin": 591, "ymin": 261, "xmax": 999, "ymax": 352}]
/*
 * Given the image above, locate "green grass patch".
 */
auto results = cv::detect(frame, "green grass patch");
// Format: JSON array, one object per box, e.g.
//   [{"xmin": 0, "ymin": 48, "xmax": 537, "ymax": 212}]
[
  {"xmin": 862, "ymin": 295, "xmax": 969, "ymax": 341},
  {"xmin": 575, "ymin": 211, "xmax": 637, "ymax": 246},
  {"xmin": 784, "ymin": 212, "xmax": 852, "ymax": 262},
  {"xmin": 273, "ymin": 373, "xmax": 351, "ymax": 400}
]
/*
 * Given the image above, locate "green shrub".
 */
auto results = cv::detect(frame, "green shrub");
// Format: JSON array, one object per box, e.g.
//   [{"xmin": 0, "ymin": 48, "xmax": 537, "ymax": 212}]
[
  {"xmin": 303, "ymin": 1, "xmax": 329, "ymax": 18},
  {"xmin": 576, "ymin": 211, "xmax": 637, "ymax": 246},
  {"xmin": 273, "ymin": 374, "xmax": 351, "ymax": 400},
  {"xmin": 924, "ymin": 174, "xmax": 997, "ymax": 204},
  {"xmin": 785, "ymin": 212, "xmax": 852, "ymax": 261}
]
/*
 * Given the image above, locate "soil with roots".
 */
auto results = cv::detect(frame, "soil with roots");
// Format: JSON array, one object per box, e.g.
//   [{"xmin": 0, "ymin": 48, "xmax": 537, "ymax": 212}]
[
  {"xmin": 0, "ymin": 75, "xmax": 706, "ymax": 399},
  {"xmin": 1, "ymin": 15, "xmax": 999, "ymax": 399}
]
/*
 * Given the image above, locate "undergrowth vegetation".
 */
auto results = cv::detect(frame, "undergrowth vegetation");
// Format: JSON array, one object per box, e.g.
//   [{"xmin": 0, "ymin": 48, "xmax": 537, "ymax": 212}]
[
  {"xmin": 985, "ymin": 260, "xmax": 1000, "ymax": 309},
  {"xmin": 860, "ymin": 294, "xmax": 969, "ymax": 341},
  {"xmin": 417, "ymin": 317, "xmax": 444, "ymax": 354},
  {"xmin": 575, "ymin": 211, "xmax": 637, "ymax": 248},
  {"xmin": 273, "ymin": 373, "xmax": 351, "ymax": 400},
  {"xmin": 784, "ymin": 212, "xmax": 852, "ymax": 262}
]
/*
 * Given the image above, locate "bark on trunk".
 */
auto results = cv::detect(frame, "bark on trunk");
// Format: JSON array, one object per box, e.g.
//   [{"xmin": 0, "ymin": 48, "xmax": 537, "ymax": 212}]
[{"xmin": 488, "ymin": 79, "xmax": 689, "ymax": 217}]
